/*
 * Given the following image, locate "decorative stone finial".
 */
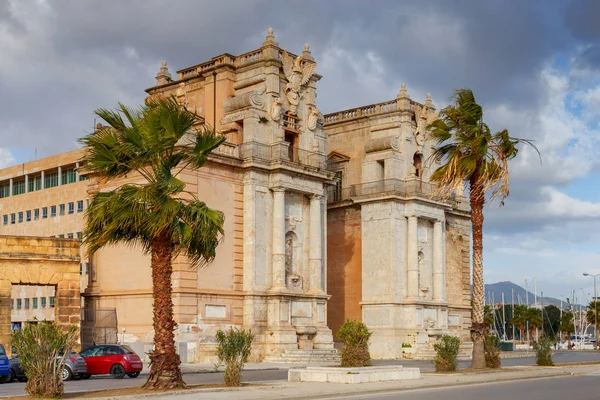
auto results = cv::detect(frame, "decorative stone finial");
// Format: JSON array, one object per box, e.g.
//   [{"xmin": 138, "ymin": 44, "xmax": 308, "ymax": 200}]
[
  {"xmin": 397, "ymin": 83, "xmax": 409, "ymax": 99},
  {"xmin": 155, "ymin": 60, "xmax": 172, "ymax": 86},
  {"xmin": 425, "ymin": 93, "xmax": 434, "ymax": 108},
  {"xmin": 302, "ymin": 43, "xmax": 314, "ymax": 61},
  {"xmin": 263, "ymin": 27, "xmax": 278, "ymax": 46}
]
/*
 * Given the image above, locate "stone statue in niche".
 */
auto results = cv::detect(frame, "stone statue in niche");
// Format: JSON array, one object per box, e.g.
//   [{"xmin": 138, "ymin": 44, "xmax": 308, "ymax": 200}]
[
  {"xmin": 307, "ymin": 106, "xmax": 320, "ymax": 131},
  {"xmin": 282, "ymin": 51, "xmax": 316, "ymax": 115},
  {"xmin": 285, "ymin": 231, "xmax": 303, "ymax": 291},
  {"xmin": 413, "ymin": 103, "xmax": 439, "ymax": 152},
  {"xmin": 271, "ymin": 96, "xmax": 282, "ymax": 121},
  {"xmin": 176, "ymin": 82, "xmax": 187, "ymax": 107}
]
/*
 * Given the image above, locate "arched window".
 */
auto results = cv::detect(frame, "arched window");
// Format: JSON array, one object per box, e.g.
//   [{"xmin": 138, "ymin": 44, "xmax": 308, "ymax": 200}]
[{"xmin": 413, "ymin": 153, "xmax": 423, "ymax": 178}]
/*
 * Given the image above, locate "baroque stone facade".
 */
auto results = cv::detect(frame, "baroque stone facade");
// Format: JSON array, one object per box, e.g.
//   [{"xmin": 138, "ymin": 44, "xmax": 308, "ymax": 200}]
[
  {"xmin": 0, "ymin": 236, "xmax": 81, "ymax": 356},
  {"xmin": 324, "ymin": 85, "xmax": 472, "ymax": 359}
]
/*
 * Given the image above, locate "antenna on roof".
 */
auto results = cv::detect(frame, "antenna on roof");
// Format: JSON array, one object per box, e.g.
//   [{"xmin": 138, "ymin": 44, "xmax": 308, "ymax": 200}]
[{"xmin": 34, "ymin": 148, "xmax": 37, "ymax": 161}]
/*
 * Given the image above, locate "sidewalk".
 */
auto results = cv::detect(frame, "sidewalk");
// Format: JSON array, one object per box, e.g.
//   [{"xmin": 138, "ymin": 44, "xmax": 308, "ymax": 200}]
[{"xmin": 119, "ymin": 363, "xmax": 600, "ymax": 400}]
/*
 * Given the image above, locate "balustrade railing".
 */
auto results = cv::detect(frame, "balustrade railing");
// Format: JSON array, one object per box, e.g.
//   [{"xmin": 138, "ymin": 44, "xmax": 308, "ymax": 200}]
[
  {"xmin": 327, "ymin": 179, "xmax": 452, "ymax": 204},
  {"xmin": 324, "ymin": 99, "xmax": 403, "ymax": 124},
  {"xmin": 239, "ymin": 141, "xmax": 326, "ymax": 169}
]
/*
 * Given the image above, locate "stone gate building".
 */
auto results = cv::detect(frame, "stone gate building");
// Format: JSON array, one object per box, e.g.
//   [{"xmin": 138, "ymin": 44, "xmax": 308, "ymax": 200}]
[{"xmin": 324, "ymin": 85, "xmax": 472, "ymax": 359}]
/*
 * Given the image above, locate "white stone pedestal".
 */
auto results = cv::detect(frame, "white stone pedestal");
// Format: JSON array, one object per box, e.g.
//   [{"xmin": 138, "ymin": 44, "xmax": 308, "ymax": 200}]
[{"xmin": 288, "ymin": 365, "xmax": 421, "ymax": 383}]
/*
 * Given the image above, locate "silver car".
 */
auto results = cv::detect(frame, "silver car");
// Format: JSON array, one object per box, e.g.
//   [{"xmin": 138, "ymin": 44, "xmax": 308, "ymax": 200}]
[{"xmin": 9, "ymin": 352, "xmax": 87, "ymax": 382}]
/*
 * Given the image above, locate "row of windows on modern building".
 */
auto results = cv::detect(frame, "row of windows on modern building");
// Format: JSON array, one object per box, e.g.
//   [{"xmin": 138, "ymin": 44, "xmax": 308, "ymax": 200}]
[
  {"xmin": 11, "ymin": 296, "xmax": 55, "ymax": 310},
  {"xmin": 1, "ymin": 200, "xmax": 88, "ymax": 225},
  {"xmin": 0, "ymin": 166, "xmax": 88, "ymax": 199}
]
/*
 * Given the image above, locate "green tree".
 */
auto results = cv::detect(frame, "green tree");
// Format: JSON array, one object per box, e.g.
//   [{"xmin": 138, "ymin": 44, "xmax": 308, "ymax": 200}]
[
  {"xmin": 484, "ymin": 305, "xmax": 494, "ymax": 332},
  {"xmin": 543, "ymin": 305, "xmax": 561, "ymax": 340},
  {"xmin": 429, "ymin": 88, "xmax": 538, "ymax": 368},
  {"xmin": 80, "ymin": 97, "xmax": 225, "ymax": 389},
  {"xmin": 512, "ymin": 305, "xmax": 528, "ymax": 342},
  {"xmin": 559, "ymin": 311, "xmax": 574, "ymax": 349},
  {"xmin": 525, "ymin": 307, "xmax": 542, "ymax": 343},
  {"xmin": 586, "ymin": 300, "xmax": 600, "ymax": 347}
]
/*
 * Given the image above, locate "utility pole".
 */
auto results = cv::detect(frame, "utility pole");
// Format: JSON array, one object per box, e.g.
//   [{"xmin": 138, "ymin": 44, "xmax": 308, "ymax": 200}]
[
  {"xmin": 560, "ymin": 295, "xmax": 563, "ymax": 342},
  {"xmin": 525, "ymin": 279, "xmax": 529, "ymax": 306},
  {"xmin": 580, "ymin": 288, "xmax": 584, "ymax": 349}
]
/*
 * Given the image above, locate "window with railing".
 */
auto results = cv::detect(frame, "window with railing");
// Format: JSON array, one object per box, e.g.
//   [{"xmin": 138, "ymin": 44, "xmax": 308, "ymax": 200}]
[
  {"xmin": 49, "ymin": 296, "xmax": 55, "ymax": 308},
  {"xmin": 0, "ymin": 183, "xmax": 8, "ymax": 198},
  {"xmin": 42, "ymin": 207, "xmax": 48, "ymax": 218},
  {"xmin": 18, "ymin": 212, "xmax": 23, "ymax": 223},
  {"xmin": 41, "ymin": 297, "xmax": 46, "ymax": 308},
  {"xmin": 77, "ymin": 200, "xmax": 84, "ymax": 212},
  {"xmin": 59, "ymin": 204, "xmax": 65, "ymax": 215},
  {"xmin": 32, "ymin": 298, "xmax": 38, "ymax": 309},
  {"xmin": 45, "ymin": 172, "xmax": 59, "ymax": 189},
  {"xmin": 17, "ymin": 299, "xmax": 22, "ymax": 310},
  {"xmin": 26, "ymin": 210, "xmax": 31, "ymax": 222},
  {"xmin": 28, "ymin": 175, "xmax": 42, "ymax": 192},
  {"xmin": 62, "ymin": 168, "xmax": 77, "ymax": 185},
  {"xmin": 68, "ymin": 202, "xmax": 74, "ymax": 214},
  {"xmin": 2, "ymin": 215, "xmax": 7, "ymax": 225},
  {"xmin": 34, "ymin": 209, "xmax": 39, "ymax": 220},
  {"xmin": 334, "ymin": 171, "xmax": 343, "ymax": 202},
  {"xmin": 50, "ymin": 206, "xmax": 56, "ymax": 217},
  {"xmin": 12, "ymin": 179, "xmax": 25, "ymax": 195}
]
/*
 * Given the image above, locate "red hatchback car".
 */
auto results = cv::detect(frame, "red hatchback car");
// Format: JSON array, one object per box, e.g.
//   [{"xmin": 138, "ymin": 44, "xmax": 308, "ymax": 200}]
[{"xmin": 79, "ymin": 345, "xmax": 143, "ymax": 379}]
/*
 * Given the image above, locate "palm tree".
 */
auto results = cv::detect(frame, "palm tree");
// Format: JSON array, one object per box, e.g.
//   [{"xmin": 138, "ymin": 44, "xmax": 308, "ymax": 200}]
[
  {"xmin": 586, "ymin": 300, "xmax": 600, "ymax": 346},
  {"xmin": 559, "ymin": 311, "xmax": 574, "ymax": 349},
  {"xmin": 428, "ymin": 89, "xmax": 538, "ymax": 369},
  {"xmin": 79, "ymin": 97, "xmax": 225, "ymax": 389},
  {"xmin": 525, "ymin": 307, "xmax": 542, "ymax": 343},
  {"xmin": 512, "ymin": 305, "xmax": 528, "ymax": 342}
]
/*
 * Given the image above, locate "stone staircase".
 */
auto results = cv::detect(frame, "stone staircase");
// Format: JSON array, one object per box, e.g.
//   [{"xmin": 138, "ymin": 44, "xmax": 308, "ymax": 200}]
[{"xmin": 263, "ymin": 349, "xmax": 341, "ymax": 365}]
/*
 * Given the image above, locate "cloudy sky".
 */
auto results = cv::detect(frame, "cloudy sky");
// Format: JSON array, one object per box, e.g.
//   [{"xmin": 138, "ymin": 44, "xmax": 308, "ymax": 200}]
[{"xmin": 1, "ymin": 0, "xmax": 600, "ymax": 301}]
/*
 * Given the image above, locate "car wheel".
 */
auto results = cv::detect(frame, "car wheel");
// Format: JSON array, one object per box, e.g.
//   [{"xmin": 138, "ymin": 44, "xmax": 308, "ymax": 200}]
[
  {"xmin": 0, "ymin": 375, "xmax": 9, "ymax": 384},
  {"xmin": 8, "ymin": 370, "xmax": 15, "ymax": 383},
  {"xmin": 126, "ymin": 372, "xmax": 140, "ymax": 378},
  {"xmin": 61, "ymin": 367, "xmax": 72, "ymax": 381},
  {"xmin": 72, "ymin": 373, "xmax": 81, "ymax": 381},
  {"xmin": 110, "ymin": 364, "xmax": 126, "ymax": 379},
  {"xmin": 81, "ymin": 374, "xmax": 91, "ymax": 380}
]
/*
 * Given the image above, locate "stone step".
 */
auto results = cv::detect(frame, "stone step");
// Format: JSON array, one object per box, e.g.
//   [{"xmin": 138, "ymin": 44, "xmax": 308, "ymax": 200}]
[{"xmin": 264, "ymin": 349, "xmax": 341, "ymax": 365}]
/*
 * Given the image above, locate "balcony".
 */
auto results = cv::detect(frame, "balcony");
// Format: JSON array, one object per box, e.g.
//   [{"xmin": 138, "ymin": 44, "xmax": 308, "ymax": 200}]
[
  {"xmin": 238, "ymin": 141, "xmax": 327, "ymax": 170},
  {"xmin": 327, "ymin": 179, "xmax": 456, "ymax": 205}
]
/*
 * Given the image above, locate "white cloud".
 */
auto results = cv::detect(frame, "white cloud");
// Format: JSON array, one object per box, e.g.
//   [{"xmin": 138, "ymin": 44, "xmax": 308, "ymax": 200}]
[{"xmin": 0, "ymin": 149, "xmax": 16, "ymax": 169}]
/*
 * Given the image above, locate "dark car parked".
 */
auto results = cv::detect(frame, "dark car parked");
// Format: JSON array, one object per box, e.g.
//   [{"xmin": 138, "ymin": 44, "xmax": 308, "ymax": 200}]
[
  {"xmin": 8, "ymin": 353, "xmax": 87, "ymax": 382},
  {"xmin": 79, "ymin": 345, "xmax": 143, "ymax": 379},
  {"xmin": 0, "ymin": 345, "xmax": 10, "ymax": 383}
]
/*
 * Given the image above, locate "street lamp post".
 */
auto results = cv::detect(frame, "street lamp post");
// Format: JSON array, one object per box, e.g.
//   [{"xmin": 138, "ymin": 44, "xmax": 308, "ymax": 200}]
[{"xmin": 583, "ymin": 273, "xmax": 599, "ymax": 350}]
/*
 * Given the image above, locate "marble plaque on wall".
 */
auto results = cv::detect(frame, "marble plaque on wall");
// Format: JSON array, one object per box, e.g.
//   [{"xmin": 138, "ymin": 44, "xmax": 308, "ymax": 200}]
[
  {"xmin": 205, "ymin": 304, "xmax": 227, "ymax": 319},
  {"xmin": 448, "ymin": 315, "xmax": 460, "ymax": 327},
  {"xmin": 291, "ymin": 301, "xmax": 312, "ymax": 318}
]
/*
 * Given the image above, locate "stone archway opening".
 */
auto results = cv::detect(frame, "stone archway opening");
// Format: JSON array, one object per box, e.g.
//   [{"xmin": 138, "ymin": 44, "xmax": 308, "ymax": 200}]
[{"xmin": 0, "ymin": 236, "xmax": 81, "ymax": 356}]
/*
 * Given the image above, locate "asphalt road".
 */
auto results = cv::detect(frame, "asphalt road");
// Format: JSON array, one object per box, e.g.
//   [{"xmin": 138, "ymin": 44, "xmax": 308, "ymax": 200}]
[
  {"xmin": 1, "ymin": 351, "xmax": 599, "ymax": 397},
  {"xmin": 322, "ymin": 375, "xmax": 599, "ymax": 400}
]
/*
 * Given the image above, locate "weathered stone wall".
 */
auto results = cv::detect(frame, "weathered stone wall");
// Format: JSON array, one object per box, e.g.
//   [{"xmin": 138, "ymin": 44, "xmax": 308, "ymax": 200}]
[
  {"xmin": 327, "ymin": 204, "xmax": 362, "ymax": 340},
  {"xmin": 0, "ymin": 236, "xmax": 80, "ymax": 355}
]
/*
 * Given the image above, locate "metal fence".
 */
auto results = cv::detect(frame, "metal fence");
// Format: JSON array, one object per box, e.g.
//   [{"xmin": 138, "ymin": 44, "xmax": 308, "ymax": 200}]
[
  {"xmin": 81, "ymin": 307, "xmax": 118, "ymax": 348},
  {"xmin": 327, "ymin": 179, "xmax": 454, "ymax": 204},
  {"xmin": 239, "ymin": 141, "xmax": 327, "ymax": 169}
]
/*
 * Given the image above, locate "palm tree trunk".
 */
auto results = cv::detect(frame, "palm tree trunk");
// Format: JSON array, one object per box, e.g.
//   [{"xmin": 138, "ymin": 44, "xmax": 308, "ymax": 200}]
[
  {"xmin": 143, "ymin": 231, "xmax": 185, "ymax": 390},
  {"xmin": 470, "ymin": 179, "xmax": 486, "ymax": 369}
]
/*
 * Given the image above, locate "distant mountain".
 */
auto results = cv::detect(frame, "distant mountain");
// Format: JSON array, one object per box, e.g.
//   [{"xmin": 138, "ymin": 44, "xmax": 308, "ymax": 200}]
[{"xmin": 484, "ymin": 281, "xmax": 580, "ymax": 310}]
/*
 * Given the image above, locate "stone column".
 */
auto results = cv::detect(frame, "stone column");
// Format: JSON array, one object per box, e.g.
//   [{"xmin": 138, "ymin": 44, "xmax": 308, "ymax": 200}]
[
  {"xmin": 9, "ymin": 179, "xmax": 13, "ymax": 196},
  {"xmin": 75, "ymin": 162, "xmax": 80, "ymax": 182},
  {"xmin": 24, "ymin": 175, "xmax": 29, "ymax": 193},
  {"xmin": 0, "ymin": 280, "xmax": 11, "ymax": 356},
  {"xmin": 270, "ymin": 188, "xmax": 286, "ymax": 291},
  {"xmin": 58, "ymin": 166, "xmax": 62, "ymax": 185},
  {"xmin": 407, "ymin": 215, "xmax": 419, "ymax": 299},
  {"xmin": 41, "ymin": 171, "xmax": 45, "ymax": 189},
  {"xmin": 433, "ymin": 220, "xmax": 444, "ymax": 302},
  {"xmin": 308, "ymin": 195, "xmax": 323, "ymax": 293}
]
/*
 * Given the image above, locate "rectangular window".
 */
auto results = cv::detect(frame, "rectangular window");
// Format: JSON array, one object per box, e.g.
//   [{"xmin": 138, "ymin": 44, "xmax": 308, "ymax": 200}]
[
  {"xmin": 58, "ymin": 234, "xmax": 64, "ymax": 238},
  {"xmin": 41, "ymin": 297, "xmax": 46, "ymax": 308},
  {"xmin": 26, "ymin": 210, "xmax": 31, "ymax": 222},
  {"xmin": 17, "ymin": 299, "xmax": 22, "ymax": 310},
  {"xmin": 50, "ymin": 206, "xmax": 57, "ymax": 217},
  {"xmin": 28, "ymin": 175, "xmax": 42, "ymax": 192},
  {"xmin": 18, "ymin": 212, "xmax": 23, "ymax": 223},
  {"xmin": 67, "ymin": 233, "xmax": 73, "ymax": 239},
  {"xmin": 2, "ymin": 215, "xmax": 7, "ymax": 225},
  {"xmin": 59, "ymin": 204, "xmax": 65, "ymax": 215},
  {"xmin": 79, "ymin": 175, "xmax": 88, "ymax": 181},
  {"xmin": 77, "ymin": 200, "xmax": 84, "ymax": 213},
  {"xmin": 42, "ymin": 207, "xmax": 48, "ymax": 218},
  {"xmin": 80, "ymin": 263, "xmax": 82, "ymax": 275},
  {"xmin": 44, "ymin": 172, "xmax": 59, "ymax": 189},
  {"xmin": 76, "ymin": 232, "xmax": 82, "ymax": 239},
  {"xmin": 62, "ymin": 168, "xmax": 77, "ymax": 185},
  {"xmin": 85, "ymin": 263, "xmax": 89, "ymax": 275},
  {"xmin": 34, "ymin": 209, "xmax": 40, "ymax": 220},
  {"xmin": 12, "ymin": 179, "xmax": 25, "ymax": 196},
  {"xmin": 68, "ymin": 202, "xmax": 74, "ymax": 214},
  {"xmin": 32, "ymin": 298, "xmax": 38, "ymax": 309},
  {"xmin": 24, "ymin": 298, "xmax": 30, "ymax": 309},
  {"xmin": 10, "ymin": 213, "xmax": 15, "ymax": 224},
  {"xmin": 49, "ymin": 297, "xmax": 55, "ymax": 308},
  {"xmin": 0, "ymin": 182, "xmax": 9, "ymax": 198}
]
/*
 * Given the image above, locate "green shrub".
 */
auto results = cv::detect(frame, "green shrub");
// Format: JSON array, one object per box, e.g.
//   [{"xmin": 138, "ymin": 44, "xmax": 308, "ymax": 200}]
[
  {"xmin": 534, "ymin": 337, "xmax": 553, "ymax": 366},
  {"xmin": 215, "ymin": 327, "xmax": 254, "ymax": 386},
  {"xmin": 401, "ymin": 343, "xmax": 412, "ymax": 348},
  {"xmin": 11, "ymin": 321, "xmax": 78, "ymax": 397},
  {"xmin": 484, "ymin": 334, "xmax": 501, "ymax": 369},
  {"xmin": 338, "ymin": 320, "xmax": 372, "ymax": 367},
  {"xmin": 433, "ymin": 335, "xmax": 461, "ymax": 372}
]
